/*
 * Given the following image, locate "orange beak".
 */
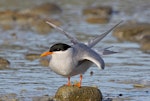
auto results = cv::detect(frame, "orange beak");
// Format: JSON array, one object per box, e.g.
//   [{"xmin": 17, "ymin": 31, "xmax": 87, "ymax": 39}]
[{"xmin": 40, "ymin": 51, "xmax": 53, "ymax": 57}]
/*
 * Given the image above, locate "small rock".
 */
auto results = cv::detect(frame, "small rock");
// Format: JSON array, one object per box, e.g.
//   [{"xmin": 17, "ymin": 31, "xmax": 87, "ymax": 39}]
[
  {"xmin": 25, "ymin": 53, "xmax": 40, "ymax": 61},
  {"xmin": 0, "ymin": 4, "xmax": 61, "ymax": 34},
  {"xmin": 133, "ymin": 84, "xmax": 145, "ymax": 88},
  {"xmin": 20, "ymin": 3, "xmax": 62, "ymax": 16},
  {"xmin": 83, "ymin": 6, "xmax": 112, "ymax": 16},
  {"xmin": 85, "ymin": 16, "xmax": 110, "ymax": 24},
  {"xmin": 113, "ymin": 21, "xmax": 150, "ymax": 42},
  {"xmin": 139, "ymin": 31, "xmax": 150, "ymax": 53},
  {"xmin": 113, "ymin": 21, "xmax": 150, "ymax": 53},
  {"xmin": 118, "ymin": 93, "xmax": 123, "ymax": 96},
  {"xmin": 0, "ymin": 93, "xmax": 18, "ymax": 101},
  {"xmin": 83, "ymin": 6, "xmax": 112, "ymax": 24},
  {"xmin": 90, "ymin": 71, "xmax": 94, "ymax": 76},
  {"xmin": 32, "ymin": 96, "xmax": 54, "ymax": 101},
  {"xmin": 0, "ymin": 57, "xmax": 10, "ymax": 70},
  {"xmin": 55, "ymin": 85, "xmax": 102, "ymax": 101}
]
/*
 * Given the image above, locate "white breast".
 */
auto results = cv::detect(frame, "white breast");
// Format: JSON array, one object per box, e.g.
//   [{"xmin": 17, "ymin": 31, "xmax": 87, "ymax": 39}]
[{"xmin": 49, "ymin": 48, "xmax": 76, "ymax": 76}]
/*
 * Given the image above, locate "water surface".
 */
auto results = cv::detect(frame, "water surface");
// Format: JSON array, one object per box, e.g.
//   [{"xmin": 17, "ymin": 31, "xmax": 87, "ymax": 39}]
[{"xmin": 0, "ymin": 0, "xmax": 149, "ymax": 101}]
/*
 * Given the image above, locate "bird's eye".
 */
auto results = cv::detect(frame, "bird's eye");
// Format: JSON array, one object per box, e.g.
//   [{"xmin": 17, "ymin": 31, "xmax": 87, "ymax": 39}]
[{"xmin": 55, "ymin": 48, "xmax": 61, "ymax": 51}]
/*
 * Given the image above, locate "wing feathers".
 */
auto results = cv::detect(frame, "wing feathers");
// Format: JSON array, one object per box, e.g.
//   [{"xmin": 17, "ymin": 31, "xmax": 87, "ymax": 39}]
[
  {"xmin": 88, "ymin": 21, "xmax": 123, "ymax": 48},
  {"xmin": 46, "ymin": 20, "xmax": 78, "ymax": 44}
]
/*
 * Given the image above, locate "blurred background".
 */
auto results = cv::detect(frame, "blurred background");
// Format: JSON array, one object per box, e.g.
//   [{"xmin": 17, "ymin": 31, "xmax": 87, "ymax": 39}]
[{"xmin": 0, "ymin": 0, "xmax": 150, "ymax": 101}]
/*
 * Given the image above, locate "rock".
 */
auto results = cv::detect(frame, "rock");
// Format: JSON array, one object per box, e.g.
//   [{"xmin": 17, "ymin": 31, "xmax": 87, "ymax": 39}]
[
  {"xmin": 85, "ymin": 16, "xmax": 110, "ymax": 24},
  {"xmin": 25, "ymin": 53, "xmax": 40, "ymax": 61},
  {"xmin": 83, "ymin": 6, "xmax": 112, "ymax": 24},
  {"xmin": 0, "ymin": 10, "xmax": 61, "ymax": 34},
  {"xmin": 138, "ymin": 30, "xmax": 150, "ymax": 53},
  {"xmin": 113, "ymin": 21, "xmax": 150, "ymax": 42},
  {"xmin": 83, "ymin": 6, "xmax": 112, "ymax": 16},
  {"xmin": 55, "ymin": 85, "xmax": 102, "ymax": 101},
  {"xmin": 32, "ymin": 96, "xmax": 54, "ymax": 101},
  {"xmin": 0, "ymin": 93, "xmax": 18, "ymax": 101},
  {"xmin": 0, "ymin": 3, "xmax": 62, "ymax": 34},
  {"xmin": 0, "ymin": 57, "xmax": 10, "ymax": 70},
  {"xmin": 20, "ymin": 3, "xmax": 62, "ymax": 16},
  {"xmin": 0, "ymin": 10, "xmax": 38, "ymax": 28},
  {"xmin": 0, "ymin": 44, "xmax": 23, "ymax": 50},
  {"xmin": 133, "ymin": 84, "xmax": 145, "ymax": 88},
  {"xmin": 113, "ymin": 21, "xmax": 150, "ymax": 53}
]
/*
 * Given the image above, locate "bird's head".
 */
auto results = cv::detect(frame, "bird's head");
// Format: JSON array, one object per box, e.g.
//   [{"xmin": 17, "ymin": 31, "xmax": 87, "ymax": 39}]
[{"xmin": 40, "ymin": 43, "xmax": 71, "ymax": 57}]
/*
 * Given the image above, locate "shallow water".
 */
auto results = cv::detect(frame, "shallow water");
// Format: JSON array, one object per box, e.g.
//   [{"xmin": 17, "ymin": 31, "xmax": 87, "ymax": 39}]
[{"xmin": 0, "ymin": 0, "xmax": 150, "ymax": 101}]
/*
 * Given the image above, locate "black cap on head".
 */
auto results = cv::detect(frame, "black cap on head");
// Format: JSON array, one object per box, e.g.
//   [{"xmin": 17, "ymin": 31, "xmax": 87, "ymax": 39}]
[{"xmin": 49, "ymin": 43, "xmax": 71, "ymax": 52}]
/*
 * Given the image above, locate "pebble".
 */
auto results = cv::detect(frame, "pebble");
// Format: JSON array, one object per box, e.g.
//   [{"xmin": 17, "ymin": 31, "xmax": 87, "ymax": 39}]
[
  {"xmin": 0, "ymin": 57, "xmax": 10, "ymax": 70},
  {"xmin": 25, "ymin": 53, "xmax": 40, "ymax": 61}
]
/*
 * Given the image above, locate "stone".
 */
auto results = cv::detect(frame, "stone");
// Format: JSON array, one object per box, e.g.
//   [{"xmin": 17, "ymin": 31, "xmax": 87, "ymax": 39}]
[
  {"xmin": 140, "ymin": 34, "xmax": 150, "ymax": 53},
  {"xmin": 0, "ymin": 57, "xmax": 10, "ymax": 70},
  {"xmin": 113, "ymin": 21, "xmax": 150, "ymax": 53},
  {"xmin": 0, "ymin": 3, "xmax": 62, "ymax": 34},
  {"xmin": 83, "ymin": 6, "xmax": 112, "ymax": 24},
  {"xmin": 25, "ymin": 53, "xmax": 40, "ymax": 61},
  {"xmin": 85, "ymin": 16, "xmax": 110, "ymax": 24},
  {"xmin": 113, "ymin": 21, "xmax": 150, "ymax": 42},
  {"xmin": 20, "ymin": 3, "xmax": 62, "ymax": 16},
  {"xmin": 83, "ymin": 6, "xmax": 112, "ymax": 16},
  {"xmin": 55, "ymin": 85, "xmax": 102, "ymax": 101},
  {"xmin": 32, "ymin": 96, "xmax": 54, "ymax": 101},
  {"xmin": 0, "ymin": 93, "xmax": 18, "ymax": 101}
]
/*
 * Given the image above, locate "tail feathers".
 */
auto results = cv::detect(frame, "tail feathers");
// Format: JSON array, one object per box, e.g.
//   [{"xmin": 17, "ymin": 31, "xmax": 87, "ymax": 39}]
[{"xmin": 96, "ymin": 46, "xmax": 119, "ymax": 55}]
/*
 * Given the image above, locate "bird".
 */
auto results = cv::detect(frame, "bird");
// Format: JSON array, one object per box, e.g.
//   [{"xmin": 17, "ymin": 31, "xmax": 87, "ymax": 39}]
[{"xmin": 40, "ymin": 20, "xmax": 122, "ymax": 87}]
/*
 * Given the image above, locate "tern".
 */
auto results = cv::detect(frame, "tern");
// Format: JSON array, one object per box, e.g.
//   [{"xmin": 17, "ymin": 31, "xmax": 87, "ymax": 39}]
[{"xmin": 41, "ymin": 20, "xmax": 122, "ymax": 87}]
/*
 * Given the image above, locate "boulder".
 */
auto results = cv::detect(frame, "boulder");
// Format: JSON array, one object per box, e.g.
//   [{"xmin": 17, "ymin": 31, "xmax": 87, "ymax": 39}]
[{"xmin": 54, "ymin": 85, "xmax": 102, "ymax": 101}]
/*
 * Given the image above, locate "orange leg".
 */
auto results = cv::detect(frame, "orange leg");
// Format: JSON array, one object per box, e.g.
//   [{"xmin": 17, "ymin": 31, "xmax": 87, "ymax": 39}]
[
  {"xmin": 79, "ymin": 74, "xmax": 83, "ymax": 87},
  {"xmin": 67, "ymin": 76, "xmax": 71, "ymax": 86},
  {"xmin": 74, "ymin": 74, "xmax": 82, "ymax": 87}
]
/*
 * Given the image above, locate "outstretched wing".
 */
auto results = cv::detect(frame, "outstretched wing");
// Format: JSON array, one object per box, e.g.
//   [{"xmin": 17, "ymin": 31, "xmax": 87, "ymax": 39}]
[
  {"xmin": 46, "ymin": 20, "xmax": 78, "ymax": 44},
  {"xmin": 88, "ymin": 21, "xmax": 123, "ymax": 48},
  {"xmin": 82, "ymin": 51, "xmax": 105, "ymax": 69},
  {"xmin": 74, "ymin": 43, "xmax": 105, "ymax": 69}
]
